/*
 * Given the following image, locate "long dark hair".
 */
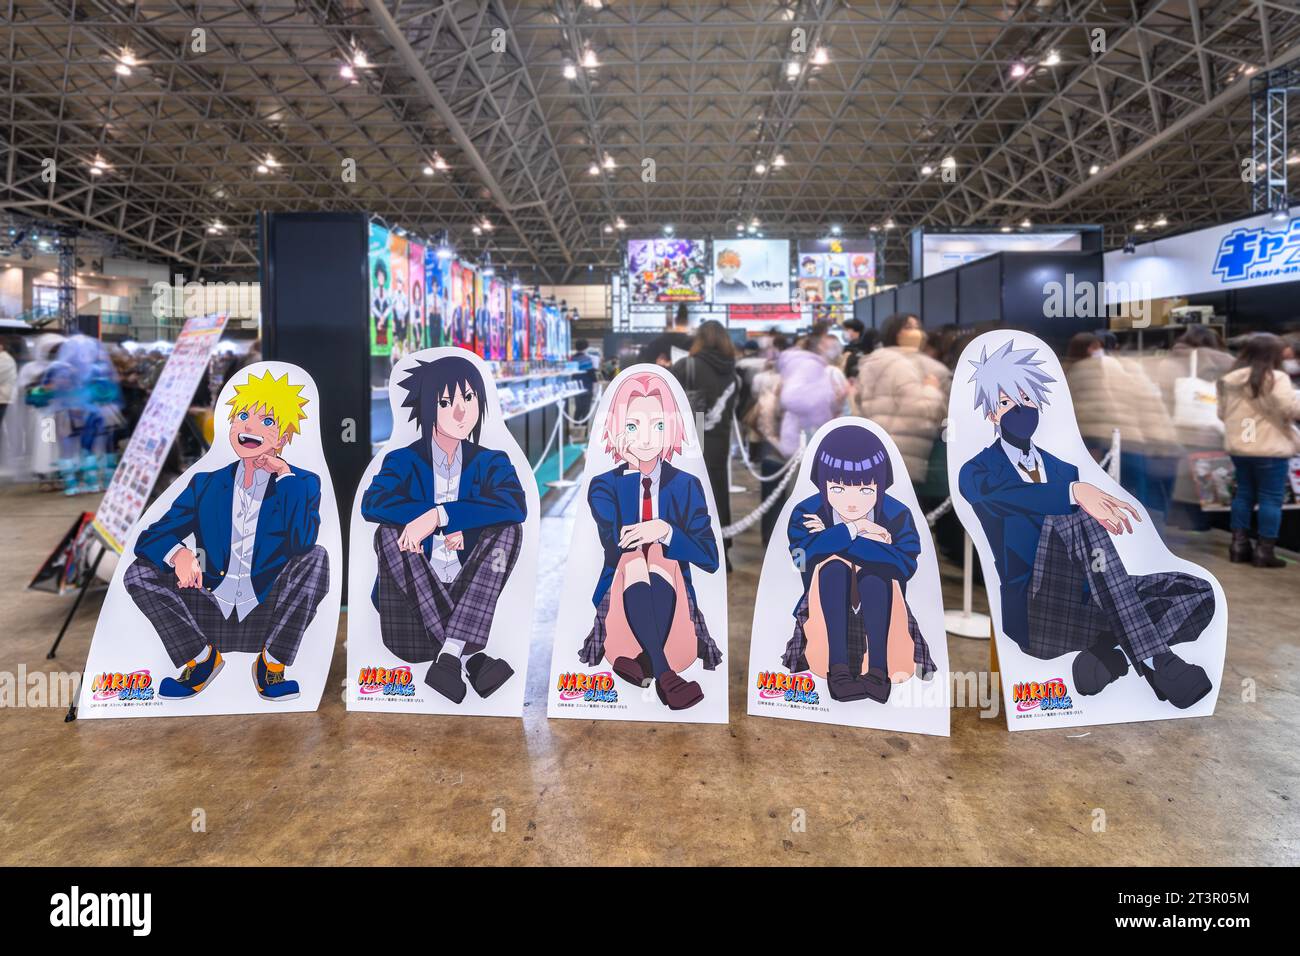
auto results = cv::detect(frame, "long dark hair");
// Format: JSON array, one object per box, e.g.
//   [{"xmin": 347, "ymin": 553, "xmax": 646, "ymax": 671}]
[
  {"xmin": 689, "ymin": 319, "xmax": 735, "ymax": 359},
  {"xmin": 1233, "ymin": 333, "xmax": 1284, "ymax": 399},
  {"xmin": 880, "ymin": 313, "xmax": 920, "ymax": 347},
  {"xmin": 811, "ymin": 424, "xmax": 893, "ymax": 499}
]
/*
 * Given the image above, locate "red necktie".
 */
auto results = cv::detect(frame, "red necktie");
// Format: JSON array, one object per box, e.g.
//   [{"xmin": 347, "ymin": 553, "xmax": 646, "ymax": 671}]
[{"xmin": 641, "ymin": 477, "xmax": 653, "ymax": 556}]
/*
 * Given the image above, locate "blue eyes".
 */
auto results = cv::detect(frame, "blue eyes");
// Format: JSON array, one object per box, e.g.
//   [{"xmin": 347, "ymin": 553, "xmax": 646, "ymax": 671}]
[
  {"xmin": 626, "ymin": 423, "xmax": 637, "ymax": 433},
  {"xmin": 656, "ymin": 422, "xmax": 664, "ymax": 431},
  {"xmin": 238, "ymin": 412, "xmax": 249, "ymax": 421},
  {"xmin": 262, "ymin": 417, "xmax": 275, "ymax": 428}
]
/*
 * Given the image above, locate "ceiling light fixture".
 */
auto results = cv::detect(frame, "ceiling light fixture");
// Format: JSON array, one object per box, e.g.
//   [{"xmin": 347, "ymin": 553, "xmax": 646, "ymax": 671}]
[
  {"xmin": 812, "ymin": 46, "xmax": 829, "ymax": 66},
  {"xmin": 582, "ymin": 48, "xmax": 599, "ymax": 69},
  {"xmin": 1044, "ymin": 49, "xmax": 1061, "ymax": 67},
  {"xmin": 1010, "ymin": 61, "xmax": 1028, "ymax": 79},
  {"xmin": 563, "ymin": 62, "xmax": 578, "ymax": 80},
  {"xmin": 773, "ymin": 153, "xmax": 786, "ymax": 168},
  {"xmin": 786, "ymin": 60, "xmax": 801, "ymax": 79},
  {"xmin": 754, "ymin": 161, "xmax": 767, "ymax": 174},
  {"xmin": 1089, "ymin": 163, "xmax": 1101, "ymax": 175},
  {"xmin": 602, "ymin": 153, "xmax": 615, "ymax": 170}
]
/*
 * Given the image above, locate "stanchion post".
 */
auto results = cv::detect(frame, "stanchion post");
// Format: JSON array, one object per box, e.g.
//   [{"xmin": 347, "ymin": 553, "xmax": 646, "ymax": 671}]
[{"xmin": 943, "ymin": 531, "xmax": 992, "ymax": 639}]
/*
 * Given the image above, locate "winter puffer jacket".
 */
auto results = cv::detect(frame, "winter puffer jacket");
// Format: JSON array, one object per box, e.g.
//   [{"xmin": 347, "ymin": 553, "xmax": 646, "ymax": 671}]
[
  {"xmin": 852, "ymin": 346, "xmax": 950, "ymax": 478},
  {"xmin": 1217, "ymin": 366, "xmax": 1300, "ymax": 458},
  {"xmin": 776, "ymin": 347, "xmax": 847, "ymax": 457}
]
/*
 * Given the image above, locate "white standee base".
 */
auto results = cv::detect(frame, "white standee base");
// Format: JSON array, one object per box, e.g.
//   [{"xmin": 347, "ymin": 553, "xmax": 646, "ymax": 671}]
[{"xmin": 944, "ymin": 610, "xmax": 991, "ymax": 639}]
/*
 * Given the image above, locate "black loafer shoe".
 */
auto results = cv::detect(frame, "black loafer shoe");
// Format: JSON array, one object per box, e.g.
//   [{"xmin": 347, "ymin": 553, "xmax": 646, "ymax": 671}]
[
  {"xmin": 1072, "ymin": 644, "xmax": 1129, "ymax": 696},
  {"xmin": 861, "ymin": 667, "xmax": 892, "ymax": 704},
  {"xmin": 464, "ymin": 653, "xmax": 514, "ymax": 699},
  {"xmin": 1143, "ymin": 652, "xmax": 1212, "ymax": 709},
  {"xmin": 826, "ymin": 662, "xmax": 870, "ymax": 702},
  {"xmin": 424, "ymin": 653, "xmax": 467, "ymax": 704}
]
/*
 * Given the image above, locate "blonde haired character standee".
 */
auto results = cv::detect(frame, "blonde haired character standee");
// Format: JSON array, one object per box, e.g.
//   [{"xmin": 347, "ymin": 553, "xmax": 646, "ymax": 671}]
[{"xmin": 123, "ymin": 368, "xmax": 330, "ymax": 702}]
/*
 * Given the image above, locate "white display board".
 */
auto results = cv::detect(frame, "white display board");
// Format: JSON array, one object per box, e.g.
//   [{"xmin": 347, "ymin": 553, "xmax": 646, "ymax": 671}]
[
  {"xmin": 711, "ymin": 238, "xmax": 791, "ymax": 304},
  {"xmin": 93, "ymin": 314, "xmax": 229, "ymax": 552},
  {"xmin": 347, "ymin": 348, "xmax": 540, "ymax": 717},
  {"xmin": 920, "ymin": 231, "xmax": 1081, "ymax": 278},
  {"xmin": 77, "ymin": 362, "xmax": 342, "ymax": 718},
  {"xmin": 547, "ymin": 365, "xmax": 729, "ymax": 724},
  {"xmin": 747, "ymin": 418, "xmax": 950, "ymax": 736},
  {"xmin": 946, "ymin": 332, "xmax": 1227, "ymax": 731}
]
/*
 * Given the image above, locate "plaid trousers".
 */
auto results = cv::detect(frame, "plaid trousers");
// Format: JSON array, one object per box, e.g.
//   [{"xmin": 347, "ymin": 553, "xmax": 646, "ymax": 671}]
[
  {"xmin": 123, "ymin": 545, "xmax": 330, "ymax": 668},
  {"xmin": 579, "ymin": 585, "xmax": 723, "ymax": 670},
  {"xmin": 373, "ymin": 522, "xmax": 522, "ymax": 662},
  {"xmin": 1024, "ymin": 510, "xmax": 1215, "ymax": 662},
  {"xmin": 781, "ymin": 590, "xmax": 937, "ymax": 677}
]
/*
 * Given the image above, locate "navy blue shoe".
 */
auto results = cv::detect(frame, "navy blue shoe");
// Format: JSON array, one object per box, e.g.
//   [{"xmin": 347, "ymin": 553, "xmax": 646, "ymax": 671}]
[
  {"xmin": 252, "ymin": 650, "xmax": 300, "ymax": 702},
  {"xmin": 158, "ymin": 646, "xmax": 224, "ymax": 700}
]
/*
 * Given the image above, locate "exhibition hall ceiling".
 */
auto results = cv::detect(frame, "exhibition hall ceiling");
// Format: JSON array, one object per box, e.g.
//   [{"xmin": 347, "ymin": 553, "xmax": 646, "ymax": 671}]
[{"xmin": 3, "ymin": 0, "xmax": 1299, "ymax": 281}]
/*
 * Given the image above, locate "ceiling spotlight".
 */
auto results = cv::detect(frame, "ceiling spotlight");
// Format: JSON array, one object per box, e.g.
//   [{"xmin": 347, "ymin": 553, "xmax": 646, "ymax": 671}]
[
  {"xmin": 256, "ymin": 163, "xmax": 269, "ymax": 174},
  {"xmin": 1000, "ymin": 225, "xmax": 1012, "ymax": 233},
  {"xmin": 754, "ymin": 161, "xmax": 767, "ymax": 175},
  {"xmin": 884, "ymin": 219, "xmax": 895, "ymax": 230},
  {"xmin": 1044, "ymin": 49, "xmax": 1061, "ymax": 67},
  {"xmin": 1010, "ymin": 61, "xmax": 1028, "ymax": 79},
  {"xmin": 563, "ymin": 62, "xmax": 578, "ymax": 80},
  {"xmin": 422, "ymin": 165, "xmax": 434, "ymax": 176},
  {"xmin": 433, "ymin": 153, "xmax": 449, "ymax": 171},
  {"xmin": 1154, "ymin": 215, "xmax": 1168, "ymax": 227},
  {"xmin": 811, "ymin": 46, "xmax": 829, "ymax": 66},
  {"xmin": 472, "ymin": 226, "xmax": 482, "ymax": 236},
  {"xmin": 264, "ymin": 155, "xmax": 279, "ymax": 168},
  {"xmin": 746, "ymin": 224, "xmax": 757, "ymax": 234},
  {"xmin": 353, "ymin": 48, "xmax": 370, "ymax": 69},
  {"xmin": 340, "ymin": 63, "xmax": 355, "ymax": 80},
  {"xmin": 921, "ymin": 164, "xmax": 934, "ymax": 176},
  {"xmin": 602, "ymin": 153, "xmax": 616, "ymax": 170},
  {"xmin": 435, "ymin": 233, "xmax": 454, "ymax": 259},
  {"xmin": 481, "ymin": 218, "xmax": 493, "ymax": 231},
  {"xmin": 869, "ymin": 225, "xmax": 879, "ymax": 233},
  {"xmin": 604, "ymin": 224, "xmax": 613, "ymax": 233},
  {"xmin": 663, "ymin": 224, "xmax": 674, "ymax": 235},
  {"xmin": 588, "ymin": 162, "xmax": 600, "ymax": 176},
  {"xmin": 786, "ymin": 60, "xmax": 801, "ymax": 79},
  {"xmin": 1135, "ymin": 222, "xmax": 1147, "ymax": 232},
  {"xmin": 940, "ymin": 155, "xmax": 956, "ymax": 169},
  {"xmin": 120, "ymin": 50, "xmax": 137, "ymax": 67},
  {"xmin": 90, "ymin": 166, "xmax": 104, "ymax": 177},
  {"xmin": 1089, "ymin": 163, "xmax": 1101, "ymax": 175},
  {"xmin": 115, "ymin": 62, "xmax": 132, "ymax": 76},
  {"xmin": 1020, "ymin": 218, "xmax": 1032, "ymax": 228},
  {"xmin": 615, "ymin": 217, "xmax": 626, "ymax": 230},
  {"xmin": 582, "ymin": 48, "xmax": 599, "ymax": 69},
  {"xmin": 773, "ymin": 153, "xmax": 786, "ymax": 168},
  {"xmin": 830, "ymin": 224, "xmax": 842, "ymax": 236}
]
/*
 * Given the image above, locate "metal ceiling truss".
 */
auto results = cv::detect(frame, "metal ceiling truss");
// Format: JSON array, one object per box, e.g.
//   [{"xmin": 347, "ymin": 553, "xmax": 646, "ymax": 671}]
[{"xmin": 1, "ymin": 0, "xmax": 1298, "ymax": 284}]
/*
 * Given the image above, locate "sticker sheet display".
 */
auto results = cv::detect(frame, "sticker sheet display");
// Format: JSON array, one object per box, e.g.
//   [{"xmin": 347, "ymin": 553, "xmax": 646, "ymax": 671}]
[
  {"xmin": 347, "ymin": 348, "xmax": 540, "ymax": 716},
  {"xmin": 947, "ymin": 332, "xmax": 1227, "ymax": 731},
  {"xmin": 747, "ymin": 418, "xmax": 949, "ymax": 735},
  {"xmin": 77, "ymin": 363, "xmax": 343, "ymax": 718},
  {"xmin": 547, "ymin": 365, "xmax": 728, "ymax": 724}
]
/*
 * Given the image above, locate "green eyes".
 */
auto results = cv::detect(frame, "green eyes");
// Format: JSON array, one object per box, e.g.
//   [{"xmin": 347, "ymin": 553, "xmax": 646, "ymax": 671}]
[{"xmin": 626, "ymin": 423, "xmax": 637, "ymax": 433}]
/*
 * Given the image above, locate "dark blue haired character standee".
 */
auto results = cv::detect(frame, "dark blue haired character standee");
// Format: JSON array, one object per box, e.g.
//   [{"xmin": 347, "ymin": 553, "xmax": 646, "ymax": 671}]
[
  {"xmin": 360, "ymin": 353, "xmax": 527, "ymax": 705},
  {"xmin": 782, "ymin": 424, "xmax": 936, "ymax": 703}
]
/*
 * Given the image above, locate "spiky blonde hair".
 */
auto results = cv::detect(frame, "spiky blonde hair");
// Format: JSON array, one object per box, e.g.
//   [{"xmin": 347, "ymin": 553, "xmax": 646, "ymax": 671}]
[{"xmin": 226, "ymin": 370, "xmax": 308, "ymax": 444}]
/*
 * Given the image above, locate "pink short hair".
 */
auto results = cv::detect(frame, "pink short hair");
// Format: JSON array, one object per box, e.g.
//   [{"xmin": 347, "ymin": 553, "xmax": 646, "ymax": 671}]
[{"xmin": 602, "ymin": 370, "xmax": 686, "ymax": 463}]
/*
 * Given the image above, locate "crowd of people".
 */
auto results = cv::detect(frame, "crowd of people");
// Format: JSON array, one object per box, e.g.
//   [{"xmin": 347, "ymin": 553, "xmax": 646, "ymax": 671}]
[{"xmin": 628, "ymin": 313, "xmax": 1300, "ymax": 572}]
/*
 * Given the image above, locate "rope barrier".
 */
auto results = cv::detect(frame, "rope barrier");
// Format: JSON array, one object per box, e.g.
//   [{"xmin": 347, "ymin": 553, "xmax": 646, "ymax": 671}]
[
  {"xmin": 730, "ymin": 416, "xmax": 803, "ymax": 483},
  {"xmin": 719, "ymin": 432, "xmax": 808, "ymax": 539},
  {"xmin": 530, "ymin": 412, "xmax": 566, "ymax": 474},
  {"xmin": 559, "ymin": 382, "xmax": 604, "ymax": 426}
]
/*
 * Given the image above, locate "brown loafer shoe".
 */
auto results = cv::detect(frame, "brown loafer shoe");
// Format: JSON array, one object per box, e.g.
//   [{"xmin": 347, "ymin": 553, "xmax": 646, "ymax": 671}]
[
  {"xmin": 655, "ymin": 669, "xmax": 704, "ymax": 710},
  {"xmin": 612, "ymin": 653, "xmax": 653, "ymax": 688}
]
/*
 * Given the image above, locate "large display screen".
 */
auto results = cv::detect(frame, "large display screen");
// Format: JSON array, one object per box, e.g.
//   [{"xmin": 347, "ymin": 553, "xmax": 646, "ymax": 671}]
[
  {"xmin": 368, "ymin": 223, "xmax": 393, "ymax": 356},
  {"xmin": 627, "ymin": 238, "xmax": 708, "ymax": 303},
  {"xmin": 796, "ymin": 238, "xmax": 877, "ymax": 304},
  {"xmin": 711, "ymin": 238, "xmax": 790, "ymax": 304}
]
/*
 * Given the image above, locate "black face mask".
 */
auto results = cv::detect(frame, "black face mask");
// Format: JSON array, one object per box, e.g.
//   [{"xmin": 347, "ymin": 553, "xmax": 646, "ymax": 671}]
[{"xmin": 999, "ymin": 404, "xmax": 1039, "ymax": 451}]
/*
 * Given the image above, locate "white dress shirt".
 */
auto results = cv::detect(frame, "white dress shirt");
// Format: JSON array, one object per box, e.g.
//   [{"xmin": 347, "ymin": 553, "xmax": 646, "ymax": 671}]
[
  {"xmin": 630, "ymin": 460, "xmax": 674, "ymax": 547},
  {"xmin": 429, "ymin": 438, "xmax": 463, "ymax": 584}
]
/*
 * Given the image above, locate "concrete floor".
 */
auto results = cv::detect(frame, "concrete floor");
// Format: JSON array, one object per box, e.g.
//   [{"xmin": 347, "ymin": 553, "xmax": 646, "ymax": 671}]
[{"xmin": 1, "ymin": 476, "xmax": 1296, "ymax": 866}]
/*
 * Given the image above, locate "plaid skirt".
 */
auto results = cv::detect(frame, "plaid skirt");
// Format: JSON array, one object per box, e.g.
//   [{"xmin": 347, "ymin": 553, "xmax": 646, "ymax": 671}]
[
  {"xmin": 781, "ymin": 591, "xmax": 937, "ymax": 678},
  {"xmin": 579, "ymin": 586, "xmax": 722, "ymax": 670}
]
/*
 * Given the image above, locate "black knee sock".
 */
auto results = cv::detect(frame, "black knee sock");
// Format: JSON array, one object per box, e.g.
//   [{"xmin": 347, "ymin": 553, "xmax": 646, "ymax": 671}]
[
  {"xmin": 623, "ymin": 580, "xmax": 671, "ymax": 676},
  {"xmin": 817, "ymin": 566, "xmax": 851, "ymax": 668}
]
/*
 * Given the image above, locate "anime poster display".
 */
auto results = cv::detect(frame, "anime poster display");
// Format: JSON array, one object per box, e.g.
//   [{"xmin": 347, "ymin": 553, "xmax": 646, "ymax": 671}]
[
  {"xmin": 545, "ymin": 302, "xmax": 562, "ymax": 360},
  {"xmin": 488, "ymin": 277, "xmax": 507, "ymax": 361},
  {"xmin": 473, "ymin": 270, "xmax": 488, "ymax": 357},
  {"xmin": 425, "ymin": 248, "xmax": 449, "ymax": 347},
  {"xmin": 797, "ymin": 238, "xmax": 877, "ymax": 301},
  {"xmin": 407, "ymin": 242, "xmax": 427, "ymax": 351},
  {"xmin": 348, "ymin": 348, "xmax": 540, "ymax": 716},
  {"xmin": 532, "ymin": 298, "xmax": 548, "ymax": 360},
  {"xmin": 450, "ymin": 261, "xmax": 472, "ymax": 348},
  {"xmin": 712, "ymin": 239, "xmax": 791, "ymax": 304},
  {"xmin": 368, "ymin": 223, "xmax": 393, "ymax": 356},
  {"xmin": 77, "ymin": 363, "xmax": 342, "ymax": 718},
  {"xmin": 947, "ymin": 332, "xmax": 1227, "ymax": 731},
  {"xmin": 747, "ymin": 419, "xmax": 949, "ymax": 735},
  {"xmin": 547, "ymin": 366, "xmax": 728, "ymax": 724},
  {"xmin": 627, "ymin": 238, "xmax": 708, "ymax": 303},
  {"xmin": 388, "ymin": 233, "xmax": 410, "ymax": 358},
  {"xmin": 511, "ymin": 291, "xmax": 528, "ymax": 361}
]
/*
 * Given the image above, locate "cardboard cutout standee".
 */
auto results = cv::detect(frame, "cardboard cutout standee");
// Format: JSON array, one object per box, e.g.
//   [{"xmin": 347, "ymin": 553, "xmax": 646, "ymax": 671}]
[
  {"xmin": 747, "ymin": 419, "xmax": 950, "ymax": 735},
  {"xmin": 347, "ymin": 348, "xmax": 540, "ymax": 717},
  {"xmin": 76, "ymin": 363, "xmax": 342, "ymax": 718},
  {"xmin": 947, "ymin": 332, "xmax": 1227, "ymax": 730},
  {"xmin": 547, "ymin": 365, "xmax": 728, "ymax": 723}
]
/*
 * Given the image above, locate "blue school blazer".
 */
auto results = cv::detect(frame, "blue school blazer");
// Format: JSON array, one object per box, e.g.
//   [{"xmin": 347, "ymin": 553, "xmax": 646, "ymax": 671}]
[
  {"xmin": 134, "ymin": 462, "xmax": 321, "ymax": 604},
  {"xmin": 361, "ymin": 438, "xmax": 526, "ymax": 563},
  {"xmin": 786, "ymin": 491, "xmax": 920, "ymax": 616},
  {"xmin": 588, "ymin": 461, "xmax": 719, "ymax": 608},
  {"xmin": 957, "ymin": 441, "xmax": 1080, "ymax": 649}
]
